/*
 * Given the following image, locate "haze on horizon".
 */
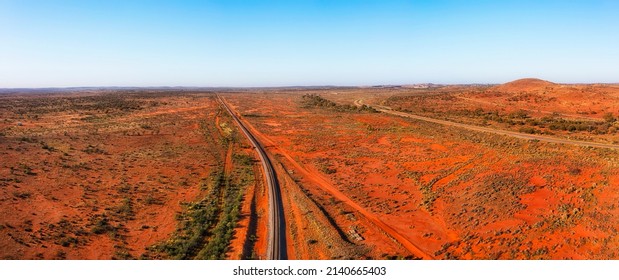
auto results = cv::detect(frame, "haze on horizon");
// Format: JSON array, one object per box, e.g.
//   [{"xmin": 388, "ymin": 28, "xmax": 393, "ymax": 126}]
[{"xmin": 1, "ymin": 0, "xmax": 618, "ymax": 88}]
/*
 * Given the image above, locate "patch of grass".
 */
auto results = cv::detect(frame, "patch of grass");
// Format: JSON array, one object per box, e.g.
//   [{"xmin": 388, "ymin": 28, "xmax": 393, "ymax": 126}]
[
  {"xmin": 113, "ymin": 198, "xmax": 134, "ymax": 221},
  {"xmin": 91, "ymin": 215, "xmax": 117, "ymax": 235}
]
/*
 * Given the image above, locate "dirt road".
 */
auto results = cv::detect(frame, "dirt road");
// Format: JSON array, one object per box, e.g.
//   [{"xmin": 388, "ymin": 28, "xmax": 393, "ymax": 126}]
[{"xmin": 362, "ymin": 101, "xmax": 619, "ymax": 150}]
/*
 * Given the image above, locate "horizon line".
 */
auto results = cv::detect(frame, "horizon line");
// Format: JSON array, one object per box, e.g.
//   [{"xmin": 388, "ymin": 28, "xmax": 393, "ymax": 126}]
[{"xmin": 3, "ymin": 82, "xmax": 619, "ymax": 91}]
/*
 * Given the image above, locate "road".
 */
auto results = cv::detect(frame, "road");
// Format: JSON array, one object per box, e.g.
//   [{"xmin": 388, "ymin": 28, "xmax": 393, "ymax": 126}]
[
  {"xmin": 217, "ymin": 95, "xmax": 287, "ymax": 260},
  {"xmin": 455, "ymin": 96, "xmax": 601, "ymax": 121},
  {"xmin": 357, "ymin": 100, "xmax": 619, "ymax": 150},
  {"xmin": 229, "ymin": 101, "xmax": 434, "ymax": 259}
]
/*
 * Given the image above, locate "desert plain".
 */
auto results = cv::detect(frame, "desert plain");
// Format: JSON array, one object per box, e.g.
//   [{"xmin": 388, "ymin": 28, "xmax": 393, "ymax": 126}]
[{"xmin": 2, "ymin": 79, "xmax": 619, "ymax": 259}]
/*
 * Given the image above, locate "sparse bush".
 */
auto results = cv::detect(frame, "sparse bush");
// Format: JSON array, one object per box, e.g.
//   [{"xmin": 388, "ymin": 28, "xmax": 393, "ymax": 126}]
[
  {"xmin": 113, "ymin": 249, "xmax": 135, "ymax": 260},
  {"xmin": 232, "ymin": 154, "xmax": 254, "ymax": 166},
  {"xmin": 91, "ymin": 216, "xmax": 116, "ymax": 234},
  {"xmin": 604, "ymin": 112, "xmax": 616, "ymax": 123},
  {"xmin": 19, "ymin": 137, "xmax": 37, "ymax": 143},
  {"xmin": 83, "ymin": 144, "xmax": 106, "ymax": 154},
  {"xmin": 12, "ymin": 191, "xmax": 31, "ymax": 199},
  {"xmin": 144, "ymin": 194, "xmax": 161, "ymax": 205},
  {"xmin": 20, "ymin": 164, "xmax": 36, "ymax": 176},
  {"xmin": 41, "ymin": 142, "xmax": 55, "ymax": 151},
  {"xmin": 450, "ymin": 107, "xmax": 613, "ymax": 134},
  {"xmin": 518, "ymin": 127, "xmax": 540, "ymax": 134},
  {"xmin": 508, "ymin": 110, "xmax": 530, "ymax": 119},
  {"xmin": 113, "ymin": 198, "xmax": 134, "ymax": 220}
]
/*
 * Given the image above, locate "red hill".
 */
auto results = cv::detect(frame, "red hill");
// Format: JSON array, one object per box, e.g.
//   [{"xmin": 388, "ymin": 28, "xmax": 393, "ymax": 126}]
[{"xmin": 492, "ymin": 78, "xmax": 556, "ymax": 92}]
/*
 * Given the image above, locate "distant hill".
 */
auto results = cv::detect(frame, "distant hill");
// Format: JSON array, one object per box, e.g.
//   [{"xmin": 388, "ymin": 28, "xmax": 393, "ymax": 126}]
[{"xmin": 491, "ymin": 78, "xmax": 556, "ymax": 92}]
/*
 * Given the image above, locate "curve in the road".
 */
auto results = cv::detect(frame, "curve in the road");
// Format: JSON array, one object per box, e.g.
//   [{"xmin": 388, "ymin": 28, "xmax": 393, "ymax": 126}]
[{"xmin": 217, "ymin": 95, "xmax": 287, "ymax": 260}]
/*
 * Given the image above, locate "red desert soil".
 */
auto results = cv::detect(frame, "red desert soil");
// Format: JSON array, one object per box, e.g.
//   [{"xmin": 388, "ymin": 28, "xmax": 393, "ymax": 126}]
[
  {"xmin": 223, "ymin": 89, "xmax": 619, "ymax": 259},
  {"xmin": 470, "ymin": 79, "xmax": 619, "ymax": 120},
  {"xmin": 491, "ymin": 78, "xmax": 556, "ymax": 92},
  {"xmin": 0, "ymin": 91, "xmax": 266, "ymax": 260},
  {"xmin": 4, "ymin": 85, "xmax": 619, "ymax": 260},
  {"xmin": 377, "ymin": 79, "xmax": 619, "ymax": 146}
]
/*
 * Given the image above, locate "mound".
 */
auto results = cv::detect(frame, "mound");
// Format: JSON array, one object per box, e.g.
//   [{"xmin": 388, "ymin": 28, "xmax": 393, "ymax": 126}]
[{"xmin": 492, "ymin": 78, "xmax": 556, "ymax": 92}]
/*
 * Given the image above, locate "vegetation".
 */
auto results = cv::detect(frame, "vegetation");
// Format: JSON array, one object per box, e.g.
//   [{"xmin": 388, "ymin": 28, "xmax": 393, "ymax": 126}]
[
  {"xmin": 0, "ymin": 94, "xmax": 146, "ymax": 116},
  {"xmin": 41, "ymin": 142, "xmax": 55, "ymax": 151},
  {"xmin": 147, "ymin": 109, "xmax": 256, "ymax": 260},
  {"xmin": 90, "ymin": 215, "xmax": 118, "ymax": 235},
  {"xmin": 0, "ymin": 91, "xmax": 265, "ymax": 260},
  {"xmin": 151, "ymin": 170, "xmax": 225, "ymax": 259},
  {"xmin": 149, "ymin": 154, "xmax": 253, "ymax": 260},
  {"xmin": 82, "ymin": 144, "xmax": 107, "ymax": 154},
  {"xmin": 301, "ymin": 94, "xmax": 378, "ymax": 113},
  {"xmin": 19, "ymin": 164, "xmax": 37, "ymax": 176},
  {"xmin": 429, "ymin": 108, "xmax": 618, "ymax": 135},
  {"xmin": 603, "ymin": 112, "xmax": 616, "ymax": 123},
  {"xmin": 315, "ymin": 157, "xmax": 337, "ymax": 175},
  {"xmin": 12, "ymin": 191, "xmax": 32, "ymax": 199}
]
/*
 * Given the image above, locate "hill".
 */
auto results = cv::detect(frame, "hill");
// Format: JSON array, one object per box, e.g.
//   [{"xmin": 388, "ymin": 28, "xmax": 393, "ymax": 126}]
[{"xmin": 491, "ymin": 78, "xmax": 556, "ymax": 92}]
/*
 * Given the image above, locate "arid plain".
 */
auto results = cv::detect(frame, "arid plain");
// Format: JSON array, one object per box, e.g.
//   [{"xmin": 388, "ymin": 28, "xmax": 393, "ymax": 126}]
[{"xmin": 2, "ymin": 79, "xmax": 619, "ymax": 259}]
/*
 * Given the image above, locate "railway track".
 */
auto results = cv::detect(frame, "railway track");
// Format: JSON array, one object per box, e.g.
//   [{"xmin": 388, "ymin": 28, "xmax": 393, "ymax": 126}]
[{"xmin": 217, "ymin": 95, "xmax": 287, "ymax": 260}]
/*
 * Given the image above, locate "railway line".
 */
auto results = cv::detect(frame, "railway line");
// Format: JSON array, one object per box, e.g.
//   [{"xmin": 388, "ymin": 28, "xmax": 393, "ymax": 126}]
[{"xmin": 217, "ymin": 95, "xmax": 287, "ymax": 260}]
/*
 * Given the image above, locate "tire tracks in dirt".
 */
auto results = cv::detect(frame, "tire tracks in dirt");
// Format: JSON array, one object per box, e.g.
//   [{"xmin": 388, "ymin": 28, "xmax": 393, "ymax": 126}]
[
  {"xmin": 226, "ymin": 102, "xmax": 434, "ymax": 259},
  {"xmin": 361, "ymin": 102, "xmax": 619, "ymax": 150}
]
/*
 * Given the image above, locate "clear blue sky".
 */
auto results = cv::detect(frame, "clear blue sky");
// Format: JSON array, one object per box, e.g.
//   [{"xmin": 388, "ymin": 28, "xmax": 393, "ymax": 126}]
[{"xmin": 1, "ymin": 0, "xmax": 618, "ymax": 87}]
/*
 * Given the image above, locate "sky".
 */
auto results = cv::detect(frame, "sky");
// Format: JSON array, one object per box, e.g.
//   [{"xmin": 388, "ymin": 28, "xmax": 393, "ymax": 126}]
[{"xmin": 1, "ymin": 0, "xmax": 618, "ymax": 87}]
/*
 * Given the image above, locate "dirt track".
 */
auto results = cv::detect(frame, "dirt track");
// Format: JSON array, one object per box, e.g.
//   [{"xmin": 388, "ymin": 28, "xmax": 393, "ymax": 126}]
[
  {"xmin": 230, "ymin": 103, "xmax": 434, "ymax": 260},
  {"xmin": 365, "ymin": 103, "xmax": 619, "ymax": 150}
]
